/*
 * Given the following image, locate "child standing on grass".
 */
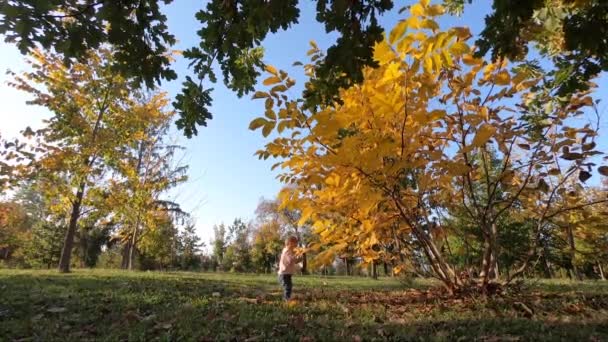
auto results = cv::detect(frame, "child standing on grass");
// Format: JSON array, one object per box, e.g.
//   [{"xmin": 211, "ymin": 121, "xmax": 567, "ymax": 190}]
[{"xmin": 278, "ymin": 236, "xmax": 302, "ymax": 301}]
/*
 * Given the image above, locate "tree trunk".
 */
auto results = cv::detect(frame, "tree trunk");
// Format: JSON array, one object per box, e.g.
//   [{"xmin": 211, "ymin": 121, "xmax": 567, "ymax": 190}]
[
  {"xmin": 383, "ymin": 262, "xmax": 389, "ymax": 276},
  {"xmin": 371, "ymin": 261, "xmax": 378, "ymax": 279},
  {"xmin": 128, "ymin": 220, "xmax": 140, "ymax": 270},
  {"xmin": 121, "ymin": 243, "xmax": 130, "ymax": 269},
  {"xmin": 598, "ymin": 262, "xmax": 605, "ymax": 281},
  {"xmin": 480, "ymin": 223, "xmax": 499, "ymax": 289},
  {"xmin": 414, "ymin": 227, "xmax": 460, "ymax": 293},
  {"xmin": 301, "ymin": 253, "xmax": 308, "ymax": 275},
  {"xmin": 58, "ymin": 182, "xmax": 85, "ymax": 273},
  {"xmin": 566, "ymin": 225, "xmax": 582, "ymax": 280}
]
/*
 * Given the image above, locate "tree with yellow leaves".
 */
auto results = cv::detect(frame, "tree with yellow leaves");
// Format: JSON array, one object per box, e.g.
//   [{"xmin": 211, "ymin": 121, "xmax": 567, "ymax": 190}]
[
  {"xmin": 250, "ymin": 0, "xmax": 607, "ymax": 293},
  {"xmin": 6, "ymin": 49, "xmax": 177, "ymax": 273}
]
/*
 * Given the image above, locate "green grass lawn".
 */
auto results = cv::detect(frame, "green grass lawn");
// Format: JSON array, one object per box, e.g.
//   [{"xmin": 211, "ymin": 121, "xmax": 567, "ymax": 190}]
[{"xmin": 1, "ymin": 269, "xmax": 607, "ymax": 341}]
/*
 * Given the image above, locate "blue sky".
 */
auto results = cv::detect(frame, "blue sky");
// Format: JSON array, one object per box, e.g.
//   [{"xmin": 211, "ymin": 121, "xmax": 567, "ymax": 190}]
[{"xmin": 1, "ymin": 1, "xmax": 606, "ymax": 244}]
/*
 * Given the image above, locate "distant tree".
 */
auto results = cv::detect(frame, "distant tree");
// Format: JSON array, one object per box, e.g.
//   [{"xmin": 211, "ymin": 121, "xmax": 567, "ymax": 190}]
[
  {"xmin": 223, "ymin": 218, "xmax": 252, "ymax": 272},
  {"xmin": 251, "ymin": 220, "xmax": 283, "ymax": 273},
  {"xmin": 211, "ymin": 224, "xmax": 227, "ymax": 271},
  {"xmin": 137, "ymin": 211, "xmax": 178, "ymax": 270},
  {"xmin": 0, "ymin": 201, "xmax": 31, "ymax": 264},
  {"xmin": 179, "ymin": 221, "xmax": 204, "ymax": 270}
]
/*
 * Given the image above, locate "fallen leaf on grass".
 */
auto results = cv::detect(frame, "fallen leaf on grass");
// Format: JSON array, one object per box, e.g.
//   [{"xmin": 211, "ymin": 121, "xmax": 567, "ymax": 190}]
[
  {"xmin": 154, "ymin": 322, "xmax": 173, "ymax": 330},
  {"xmin": 46, "ymin": 307, "xmax": 67, "ymax": 313}
]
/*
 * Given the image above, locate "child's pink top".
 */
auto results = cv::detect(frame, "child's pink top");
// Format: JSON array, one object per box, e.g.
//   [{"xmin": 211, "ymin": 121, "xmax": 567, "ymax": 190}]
[{"xmin": 278, "ymin": 247, "xmax": 299, "ymax": 275}]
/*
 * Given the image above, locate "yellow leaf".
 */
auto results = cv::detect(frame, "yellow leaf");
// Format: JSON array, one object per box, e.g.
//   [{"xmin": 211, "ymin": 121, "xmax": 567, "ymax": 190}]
[
  {"xmin": 277, "ymin": 120, "xmax": 289, "ymax": 134},
  {"xmin": 426, "ymin": 4, "xmax": 445, "ymax": 16},
  {"xmin": 410, "ymin": 3, "xmax": 425, "ymax": 16},
  {"xmin": 262, "ymin": 121, "xmax": 275, "ymax": 137},
  {"xmin": 298, "ymin": 206, "xmax": 313, "ymax": 226},
  {"xmin": 373, "ymin": 40, "xmax": 395, "ymax": 65},
  {"xmin": 429, "ymin": 109, "xmax": 446, "ymax": 121},
  {"xmin": 265, "ymin": 108, "xmax": 276, "ymax": 120},
  {"xmin": 449, "ymin": 42, "xmax": 470, "ymax": 56},
  {"xmin": 263, "ymin": 76, "xmax": 281, "ymax": 86},
  {"xmin": 447, "ymin": 162, "xmax": 471, "ymax": 176},
  {"xmin": 420, "ymin": 0, "xmax": 430, "ymax": 7},
  {"xmin": 249, "ymin": 117, "xmax": 268, "ymax": 131},
  {"xmin": 462, "ymin": 54, "xmax": 482, "ymax": 66},
  {"xmin": 252, "ymin": 91, "xmax": 268, "ymax": 99},
  {"xmin": 471, "ymin": 124, "xmax": 496, "ymax": 147},
  {"xmin": 369, "ymin": 232, "xmax": 379, "ymax": 246},
  {"xmin": 265, "ymin": 65, "xmax": 278, "ymax": 76},
  {"xmin": 432, "ymin": 53, "xmax": 443, "ymax": 72},
  {"xmin": 389, "ymin": 20, "xmax": 408, "ymax": 44},
  {"xmin": 421, "ymin": 19, "xmax": 439, "ymax": 31},
  {"xmin": 423, "ymin": 57, "xmax": 433, "ymax": 73},
  {"xmin": 450, "ymin": 27, "xmax": 472, "ymax": 40},
  {"xmin": 495, "ymin": 70, "xmax": 511, "ymax": 85},
  {"xmin": 407, "ymin": 16, "xmax": 421, "ymax": 30},
  {"xmin": 271, "ymin": 85, "xmax": 288, "ymax": 93}
]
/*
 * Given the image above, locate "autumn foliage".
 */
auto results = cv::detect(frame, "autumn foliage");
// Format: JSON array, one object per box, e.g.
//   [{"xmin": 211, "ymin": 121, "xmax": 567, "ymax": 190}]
[{"xmin": 250, "ymin": 0, "xmax": 608, "ymax": 293}]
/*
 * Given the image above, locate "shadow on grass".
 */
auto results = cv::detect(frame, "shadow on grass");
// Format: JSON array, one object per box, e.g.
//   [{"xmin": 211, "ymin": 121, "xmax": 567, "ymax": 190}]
[{"xmin": 0, "ymin": 270, "xmax": 607, "ymax": 341}]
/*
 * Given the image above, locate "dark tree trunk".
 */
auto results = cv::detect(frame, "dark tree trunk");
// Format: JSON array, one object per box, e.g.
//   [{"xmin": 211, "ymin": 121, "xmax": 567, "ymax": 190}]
[
  {"xmin": 383, "ymin": 262, "xmax": 389, "ymax": 276},
  {"xmin": 121, "ymin": 243, "xmax": 130, "ymax": 269},
  {"xmin": 301, "ymin": 253, "xmax": 308, "ymax": 274},
  {"xmin": 371, "ymin": 261, "xmax": 378, "ymax": 279},
  {"xmin": 58, "ymin": 182, "xmax": 85, "ymax": 273}
]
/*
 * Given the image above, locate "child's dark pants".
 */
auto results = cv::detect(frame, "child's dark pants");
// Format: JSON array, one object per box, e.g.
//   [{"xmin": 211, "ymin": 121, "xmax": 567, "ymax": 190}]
[{"xmin": 278, "ymin": 274, "xmax": 292, "ymax": 300}]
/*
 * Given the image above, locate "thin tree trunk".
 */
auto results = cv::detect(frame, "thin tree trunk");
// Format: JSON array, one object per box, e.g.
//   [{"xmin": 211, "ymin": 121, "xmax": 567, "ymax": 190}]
[
  {"xmin": 128, "ymin": 215, "xmax": 142, "ymax": 270},
  {"xmin": 301, "ymin": 253, "xmax": 308, "ymax": 275},
  {"xmin": 58, "ymin": 182, "xmax": 85, "ymax": 273},
  {"xmin": 566, "ymin": 225, "xmax": 582, "ymax": 280},
  {"xmin": 383, "ymin": 262, "xmax": 389, "ymax": 276},
  {"xmin": 372, "ymin": 261, "xmax": 378, "ymax": 279},
  {"xmin": 598, "ymin": 262, "xmax": 605, "ymax": 281}
]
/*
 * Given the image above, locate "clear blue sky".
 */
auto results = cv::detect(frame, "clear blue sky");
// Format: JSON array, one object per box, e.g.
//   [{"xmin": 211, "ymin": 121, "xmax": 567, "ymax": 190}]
[{"xmin": 1, "ymin": 1, "xmax": 606, "ymax": 244}]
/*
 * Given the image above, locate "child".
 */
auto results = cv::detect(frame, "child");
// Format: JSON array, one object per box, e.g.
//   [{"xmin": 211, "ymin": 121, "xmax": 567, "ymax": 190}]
[{"xmin": 278, "ymin": 236, "xmax": 302, "ymax": 301}]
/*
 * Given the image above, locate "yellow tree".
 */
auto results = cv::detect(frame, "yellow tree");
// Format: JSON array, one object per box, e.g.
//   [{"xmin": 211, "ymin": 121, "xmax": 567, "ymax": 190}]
[
  {"xmin": 249, "ymin": 0, "xmax": 607, "ymax": 293},
  {"xmin": 107, "ymin": 100, "xmax": 188, "ymax": 270},
  {"xmin": 7, "ymin": 49, "xmax": 171, "ymax": 272}
]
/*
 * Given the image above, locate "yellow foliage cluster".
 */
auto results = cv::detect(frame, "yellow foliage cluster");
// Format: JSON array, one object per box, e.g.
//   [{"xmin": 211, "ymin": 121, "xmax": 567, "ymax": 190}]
[{"xmin": 249, "ymin": 1, "xmax": 605, "ymax": 286}]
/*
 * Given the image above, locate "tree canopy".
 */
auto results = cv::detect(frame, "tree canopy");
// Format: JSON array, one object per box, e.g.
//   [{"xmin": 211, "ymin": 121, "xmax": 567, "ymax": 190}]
[{"xmin": 5, "ymin": 1, "xmax": 603, "ymax": 138}]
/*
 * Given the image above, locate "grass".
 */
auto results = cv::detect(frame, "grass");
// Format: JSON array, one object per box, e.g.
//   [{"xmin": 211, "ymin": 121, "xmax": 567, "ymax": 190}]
[{"xmin": 0, "ymin": 269, "xmax": 607, "ymax": 341}]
